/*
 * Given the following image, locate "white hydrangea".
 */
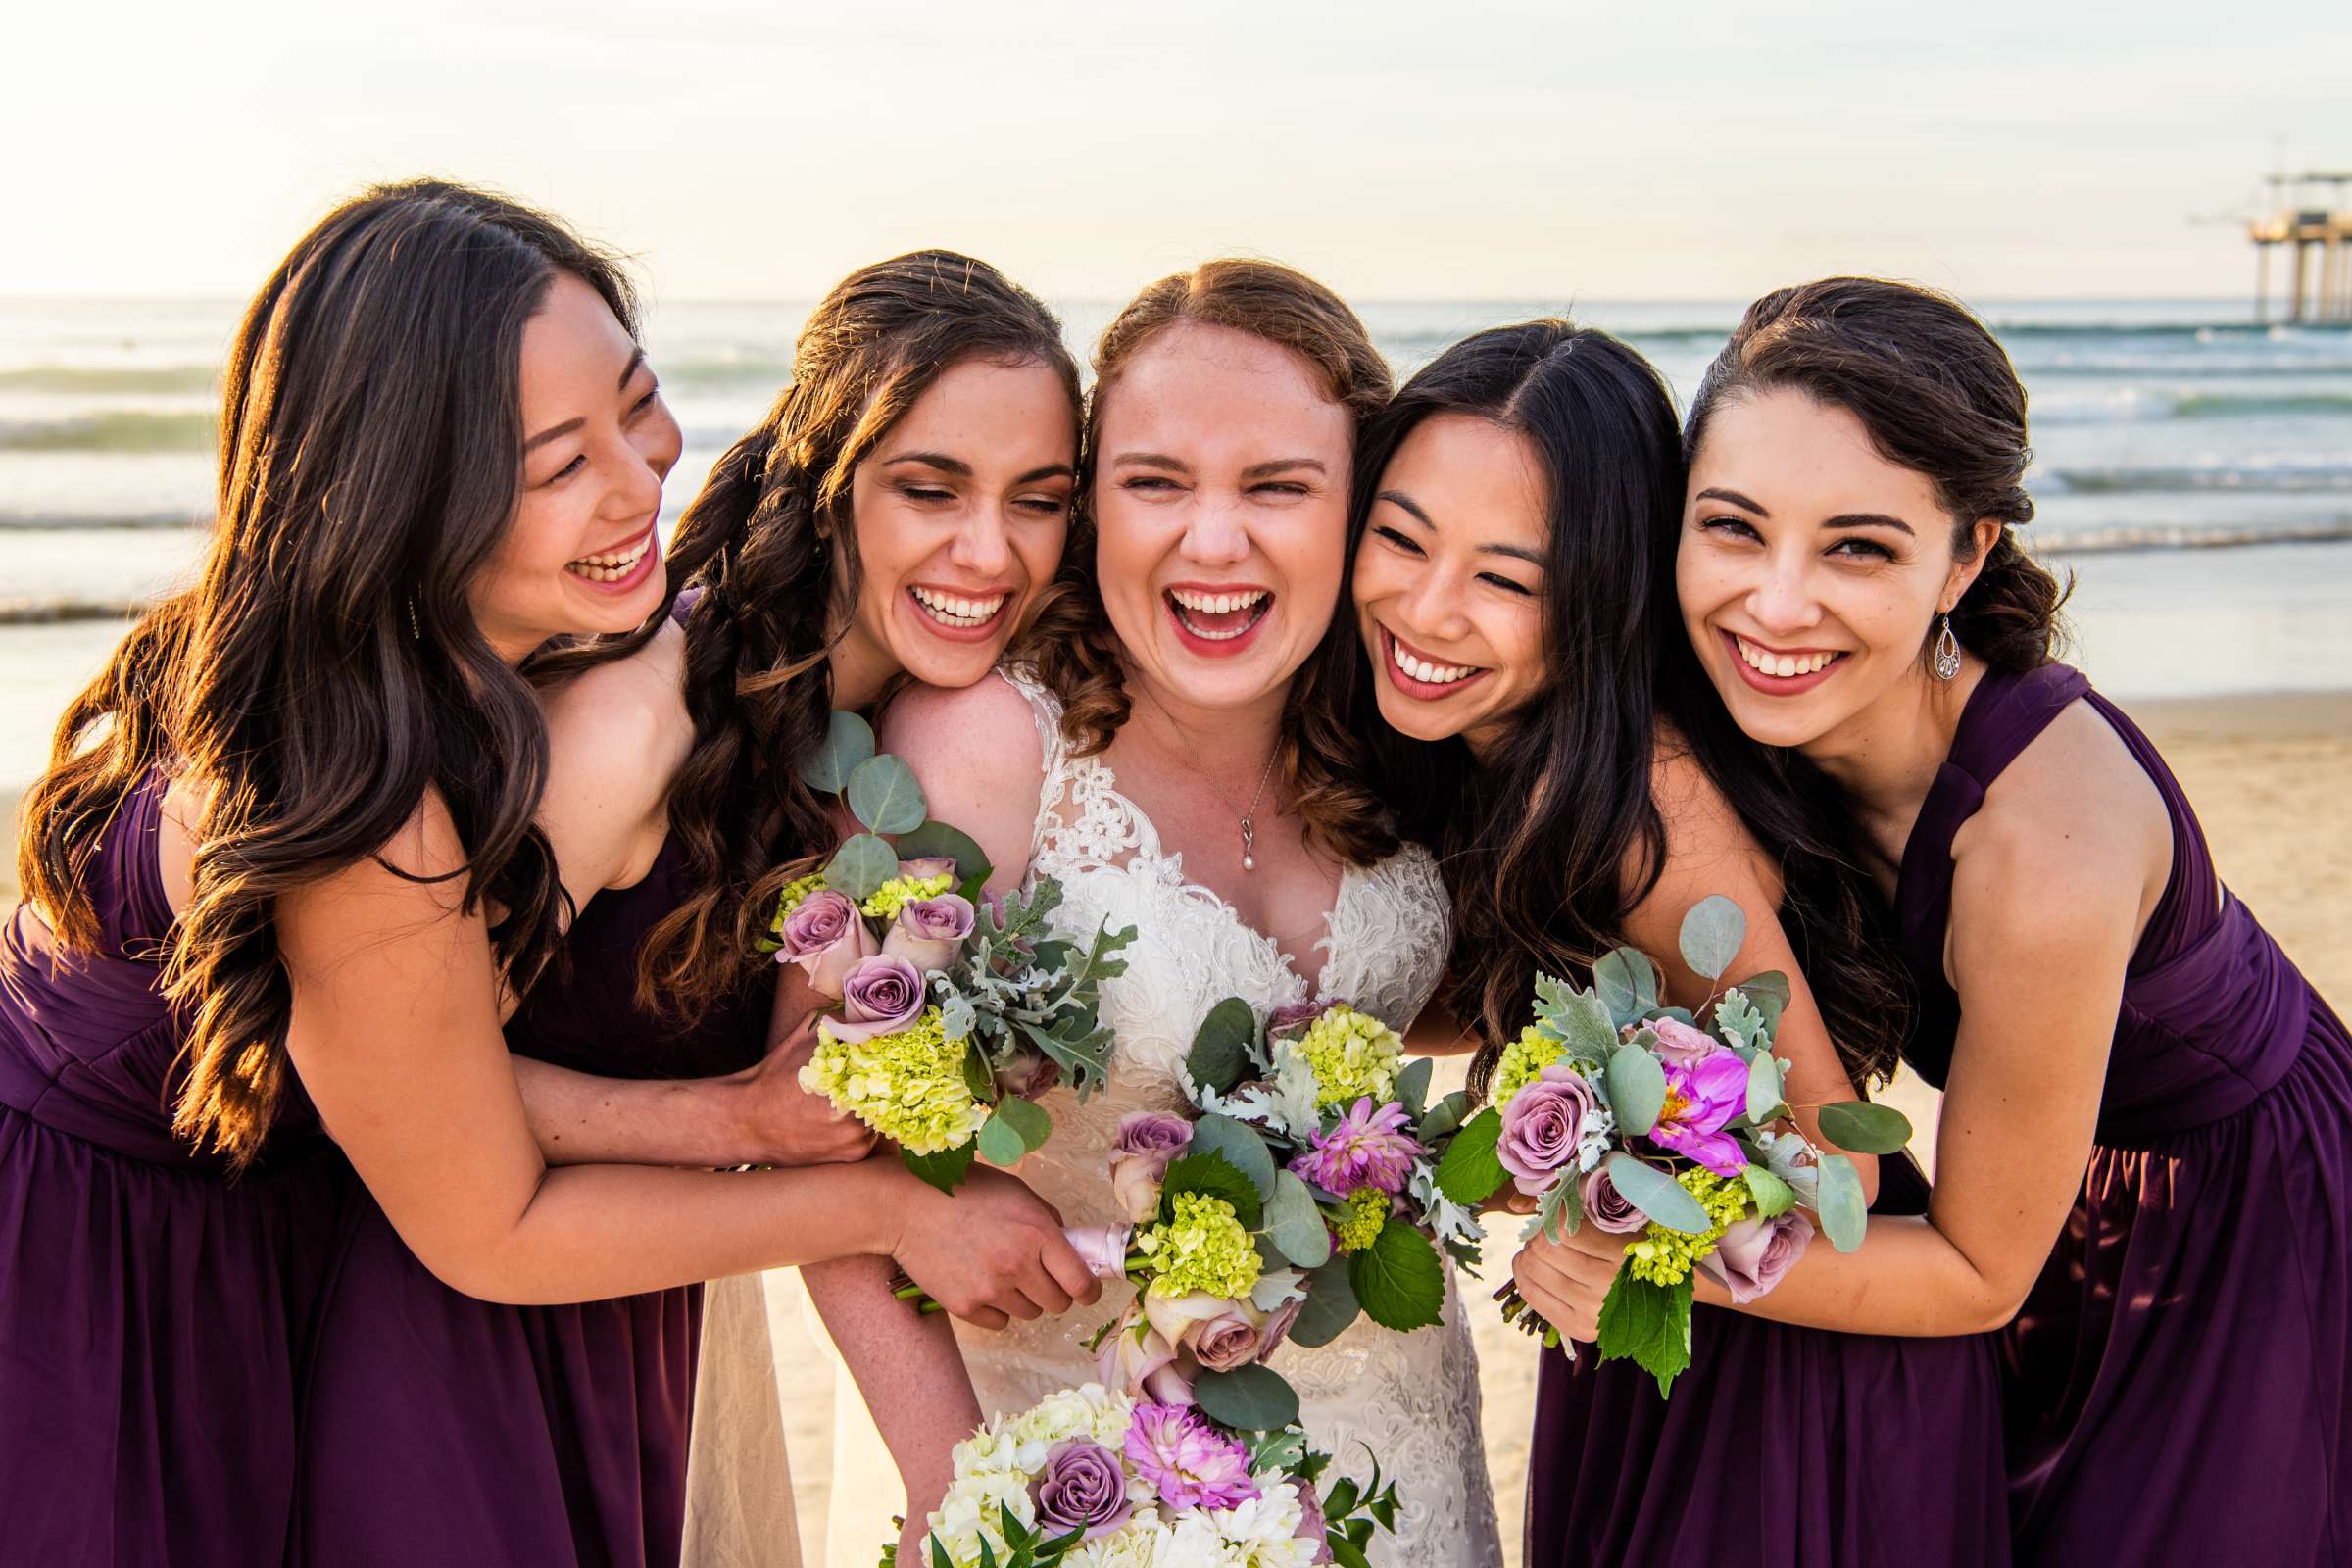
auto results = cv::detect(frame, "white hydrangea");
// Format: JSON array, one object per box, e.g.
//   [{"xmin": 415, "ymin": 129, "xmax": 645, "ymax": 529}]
[{"xmin": 1205, "ymin": 1480, "xmax": 1321, "ymax": 1568}]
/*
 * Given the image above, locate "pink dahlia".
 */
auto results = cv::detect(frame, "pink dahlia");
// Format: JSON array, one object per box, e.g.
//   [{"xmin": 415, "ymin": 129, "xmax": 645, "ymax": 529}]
[
  {"xmin": 1123, "ymin": 1402, "xmax": 1260, "ymax": 1511},
  {"xmin": 1289, "ymin": 1097, "xmax": 1424, "ymax": 1197}
]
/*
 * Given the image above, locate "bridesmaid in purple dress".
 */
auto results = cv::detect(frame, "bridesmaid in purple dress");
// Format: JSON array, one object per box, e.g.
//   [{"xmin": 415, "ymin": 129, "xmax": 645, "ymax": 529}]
[
  {"xmin": 1349, "ymin": 320, "xmax": 2007, "ymax": 1566},
  {"xmin": 1, "ymin": 187, "xmax": 1087, "ymax": 1566},
  {"xmin": 1516, "ymin": 277, "xmax": 2352, "ymax": 1564}
]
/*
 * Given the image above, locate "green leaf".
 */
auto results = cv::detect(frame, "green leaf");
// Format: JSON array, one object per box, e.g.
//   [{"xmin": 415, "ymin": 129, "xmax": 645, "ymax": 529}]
[
  {"xmin": 1642, "ymin": 1005, "xmax": 1697, "ymax": 1028},
  {"xmin": 930, "ymin": 1532, "xmax": 955, "ymax": 1568},
  {"xmin": 847, "ymin": 754, "xmax": 928, "ymax": 835},
  {"xmin": 1190, "ymin": 1113, "xmax": 1278, "ymax": 1200},
  {"xmin": 1817, "ymin": 1100, "xmax": 1914, "ymax": 1156},
  {"xmin": 1417, "ymin": 1089, "xmax": 1472, "ymax": 1143},
  {"xmin": 1192, "ymin": 1363, "xmax": 1301, "ymax": 1433},
  {"xmin": 1678, "ymin": 894, "xmax": 1747, "ymax": 981},
  {"xmin": 1348, "ymin": 1218, "xmax": 1446, "ymax": 1332},
  {"xmin": 1742, "ymin": 1162, "xmax": 1796, "ymax": 1218},
  {"xmin": 1714, "ymin": 990, "xmax": 1769, "ymax": 1054},
  {"xmin": 825, "ymin": 833, "xmax": 900, "ymax": 902},
  {"xmin": 1266, "ymin": 1170, "xmax": 1333, "ymax": 1268},
  {"xmin": 1287, "ymin": 1256, "xmax": 1360, "ymax": 1348},
  {"xmin": 1596, "ymin": 1270, "xmax": 1694, "ymax": 1399},
  {"xmin": 1604, "ymin": 1151, "xmax": 1709, "ymax": 1233},
  {"xmin": 1159, "ymin": 1152, "xmax": 1263, "ymax": 1230},
  {"xmin": 1593, "ymin": 947, "xmax": 1659, "ymax": 1029},
  {"xmin": 1815, "ymin": 1152, "xmax": 1868, "ymax": 1250},
  {"xmin": 1323, "ymin": 1477, "xmax": 1360, "ymax": 1520},
  {"xmin": 1744, "ymin": 1049, "xmax": 1785, "ymax": 1124},
  {"xmin": 1605, "ymin": 1042, "xmax": 1669, "ymax": 1137},
  {"xmin": 801, "ymin": 710, "xmax": 876, "ymax": 794},
  {"xmin": 1186, "ymin": 997, "xmax": 1258, "ymax": 1097},
  {"xmin": 1395, "ymin": 1055, "xmax": 1434, "ymax": 1118},
  {"xmin": 1736, "ymin": 969, "xmax": 1791, "ymax": 1030},
  {"xmin": 992, "ymin": 1093, "xmax": 1054, "ymax": 1153},
  {"xmin": 1553, "ymin": 990, "xmax": 1621, "ymax": 1062},
  {"xmin": 1434, "ymin": 1106, "xmax": 1508, "ymax": 1205},
  {"xmin": 901, "ymin": 1141, "xmax": 976, "ymax": 1195},
  {"xmin": 1327, "ymin": 1540, "xmax": 1372, "ymax": 1568},
  {"xmin": 892, "ymin": 818, "xmax": 993, "ymax": 888},
  {"xmin": 960, "ymin": 1044, "xmax": 997, "ymax": 1104}
]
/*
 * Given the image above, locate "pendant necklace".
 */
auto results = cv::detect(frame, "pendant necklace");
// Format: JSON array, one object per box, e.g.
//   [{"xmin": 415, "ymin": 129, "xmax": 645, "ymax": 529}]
[{"xmin": 1237, "ymin": 749, "xmax": 1279, "ymax": 872}]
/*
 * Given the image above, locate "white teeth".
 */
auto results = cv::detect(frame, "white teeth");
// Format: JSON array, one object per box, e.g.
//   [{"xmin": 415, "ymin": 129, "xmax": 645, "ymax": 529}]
[
  {"xmin": 910, "ymin": 586, "xmax": 1006, "ymax": 626},
  {"xmin": 1736, "ymin": 636, "xmax": 1841, "ymax": 678},
  {"xmin": 1169, "ymin": 587, "xmax": 1270, "ymax": 614},
  {"xmin": 1389, "ymin": 635, "xmax": 1478, "ymax": 686},
  {"xmin": 566, "ymin": 531, "xmax": 653, "ymax": 580}
]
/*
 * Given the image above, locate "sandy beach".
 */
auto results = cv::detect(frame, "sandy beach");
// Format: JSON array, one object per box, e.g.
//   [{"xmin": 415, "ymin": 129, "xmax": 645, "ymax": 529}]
[{"xmin": 4, "ymin": 688, "xmax": 2346, "ymax": 1564}]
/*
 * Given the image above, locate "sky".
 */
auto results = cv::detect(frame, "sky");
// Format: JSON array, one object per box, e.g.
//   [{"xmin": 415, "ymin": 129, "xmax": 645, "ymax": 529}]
[{"xmin": 5, "ymin": 0, "xmax": 2345, "ymax": 303}]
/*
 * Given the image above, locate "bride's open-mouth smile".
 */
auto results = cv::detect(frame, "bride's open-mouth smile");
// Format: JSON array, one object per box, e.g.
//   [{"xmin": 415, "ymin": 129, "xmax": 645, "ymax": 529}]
[{"xmin": 1164, "ymin": 581, "xmax": 1275, "ymax": 658}]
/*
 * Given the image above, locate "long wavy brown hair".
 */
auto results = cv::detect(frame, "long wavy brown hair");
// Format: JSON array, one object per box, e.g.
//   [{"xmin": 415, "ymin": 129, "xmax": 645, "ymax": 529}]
[
  {"xmin": 535, "ymin": 252, "xmax": 1080, "ymax": 1025},
  {"xmin": 1017, "ymin": 259, "xmax": 1399, "ymax": 867},
  {"xmin": 16, "ymin": 180, "xmax": 634, "ymax": 1167}
]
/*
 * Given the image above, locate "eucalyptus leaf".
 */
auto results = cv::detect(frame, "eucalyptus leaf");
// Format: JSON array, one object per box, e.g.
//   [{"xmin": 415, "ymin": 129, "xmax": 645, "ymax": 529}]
[
  {"xmin": 1605, "ymin": 1042, "xmax": 1669, "ymax": 1137},
  {"xmin": 1817, "ymin": 1100, "xmax": 1915, "ymax": 1156},
  {"xmin": 1816, "ymin": 1152, "xmax": 1868, "ymax": 1250},
  {"xmin": 1395, "ymin": 1055, "xmax": 1434, "ymax": 1119},
  {"xmin": 1193, "ymin": 1363, "xmax": 1301, "ymax": 1434},
  {"xmin": 1678, "ymin": 894, "xmax": 1747, "ymax": 981},
  {"xmin": 1287, "ymin": 1257, "xmax": 1360, "ymax": 1348},
  {"xmin": 1190, "ymin": 1113, "xmax": 1278, "ymax": 1200},
  {"xmin": 1594, "ymin": 947, "xmax": 1660, "ymax": 1029},
  {"xmin": 1347, "ymin": 1220, "xmax": 1446, "ymax": 1332},
  {"xmin": 846, "ymin": 754, "xmax": 928, "ymax": 835},
  {"xmin": 1417, "ymin": 1090, "xmax": 1471, "ymax": 1144},
  {"xmin": 992, "ymin": 1093, "xmax": 1054, "ymax": 1153},
  {"xmin": 1604, "ymin": 1151, "xmax": 1709, "ymax": 1234},
  {"xmin": 824, "ymin": 833, "xmax": 899, "ymax": 902},
  {"xmin": 1642, "ymin": 1005, "xmax": 1697, "ymax": 1028},
  {"xmin": 1266, "ymin": 1171, "xmax": 1334, "ymax": 1269},
  {"xmin": 892, "ymin": 818, "xmax": 993, "ymax": 887},
  {"xmin": 1186, "ymin": 997, "xmax": 1258, "ymax": 1097},
  {"xmin": 1742, "ymin": 1162, "xmax": 1796, "ymax": 1218},
  {"xmin": 976, "ymin": 1114, "xmax": 1027, "ymax": 1168},
  {"xmin": 799, "ymin": 710, "xmax": 875, "ymax": 794},
  {"xmin": 1434, "ymin": 1106, "xmax": 1508, "ymax": 1205},
  {"xmin": 1744, "ymin": 1050, "xmax": 1785, "ymax": 1124},
  {"xmin": 1736, "ymin": 970, "xmax": 1792, "ymax": 1030}
]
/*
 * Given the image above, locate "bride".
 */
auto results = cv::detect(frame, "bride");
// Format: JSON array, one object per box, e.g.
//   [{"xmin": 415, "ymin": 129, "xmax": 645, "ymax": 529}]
[{"xmin": 807, "ymin": 260, "xmax": 1502, "ymax": 1568}]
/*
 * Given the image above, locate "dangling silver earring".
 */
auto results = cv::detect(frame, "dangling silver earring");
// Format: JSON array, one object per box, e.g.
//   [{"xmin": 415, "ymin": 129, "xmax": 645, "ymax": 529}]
[
  {"xmin": 1933, "ymin": 613, "xmax": 1962, "ymax": 680},
  {"xmin": 407, "ymin": 597, "xmax": 421, "ymax": 642}
]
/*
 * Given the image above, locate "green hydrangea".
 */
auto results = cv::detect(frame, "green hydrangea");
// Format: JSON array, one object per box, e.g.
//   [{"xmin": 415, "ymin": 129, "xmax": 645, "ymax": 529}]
[
  {"xmin": 1494, "ymin": 1025, "xmax": 1567, "ymax": 1102},
  {"xmin": 860, "ymin": 871, "xmax": 955, "ymax": 920},
  {"xmin": 1624, "ymin": 1166, "xmax": 1752, "ymax": 1287},
  {"xmin": 1135, "ymin": 1192, "xmax": 1262, "ymax": 1300},
  {"xmin": 797, "ymin": 1006, "xmax": 985, "ymax": 1156},
  {"xmin": 1294, "ymin": 1004, "xmax": 1404, "ymax": 1109},
  {"xmin": 1334, "ymin": 1186, "xmax": 1391, "ymax": 1254}
]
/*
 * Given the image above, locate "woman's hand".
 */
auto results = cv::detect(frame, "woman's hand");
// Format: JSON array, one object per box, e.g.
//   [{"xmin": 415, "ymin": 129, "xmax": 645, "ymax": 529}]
[
  {"xmin": 732, "ymin": 1014, "xmax": 877, "ymax": 1166},
  {"xmin": 1511, "ymin": 1220, "xmax": 1624, "ymax": 1345},
  {"xmin": 889, "ymin": 1164, "xmax": 1103, "ymax": 1330}
]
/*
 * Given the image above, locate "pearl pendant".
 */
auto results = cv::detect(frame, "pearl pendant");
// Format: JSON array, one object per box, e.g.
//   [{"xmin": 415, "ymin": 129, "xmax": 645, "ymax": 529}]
[{"xmin": 1243, "ymin": 853, "xmax": 1255, "ymax": 871}]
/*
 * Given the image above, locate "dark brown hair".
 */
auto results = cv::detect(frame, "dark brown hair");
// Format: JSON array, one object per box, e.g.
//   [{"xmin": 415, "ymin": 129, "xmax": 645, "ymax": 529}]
[
  {"xmin": 1018, "ymin": 258, "xmax": 1398, "ymax": 867},
  {"xmin": 541, "ymin": 251, "xmax": 1079, "ymax": 1024},
  {"xmin": 1362, "ymin": 321, "xmax": 1912, "ymax": 1093},
  {"xmin": 1686, "ymin": 276, "xmax": 2068, "ymax": 673},
  {"xmin": 17, "ymin": 179, "xmax": 634, "ymax": 1166}
]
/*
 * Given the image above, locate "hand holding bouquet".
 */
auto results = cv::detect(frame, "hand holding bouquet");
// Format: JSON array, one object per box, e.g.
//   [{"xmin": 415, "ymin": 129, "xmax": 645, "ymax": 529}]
[
  {"xmin": 774, "ymin": 712, "xmax": 1136, "ymax": 1192},
  {"xmin": 1435, "ymin": 896, "xmax": 1913, "ymax": 1396}
]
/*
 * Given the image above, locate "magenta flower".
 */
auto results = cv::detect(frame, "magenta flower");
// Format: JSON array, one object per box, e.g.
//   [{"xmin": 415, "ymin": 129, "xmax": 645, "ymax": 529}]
[
  {"xmin": 1645, "ymin": 1053, "xmax": 1751, "ymax": 1178},
  {"xmin": 1123, "ymin": 1403, "xmax": 1259, "ymax": 1511},
  {"xmin": 1290, "ymin": 1098, "xmax": 1423, "ymax": 1197}
]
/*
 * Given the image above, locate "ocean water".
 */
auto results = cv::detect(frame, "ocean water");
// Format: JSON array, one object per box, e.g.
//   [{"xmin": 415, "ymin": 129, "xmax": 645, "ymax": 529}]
[{"xmin": 3, "ymin": 297, "xmax": 2348, "ymax": 782}]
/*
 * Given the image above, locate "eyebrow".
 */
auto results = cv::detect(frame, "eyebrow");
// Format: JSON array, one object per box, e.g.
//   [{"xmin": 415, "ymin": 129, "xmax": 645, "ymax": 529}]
[
  {"xmin": 883, "ymin": 453, "xmax": 1077, "ymax": 486},
  {"xmin": 1695, "ymin": 487, "xmax": 1913, "ymax": 536},
  {"xmin": 522, "ymin": 349, "xmax": 652, "ymax": 455},
  {"xmin": 1240, "ymin": 457, "xmax": 1326, "ymax": 481},
  {"xmin": 1376, "ymin": 487, "xmax": 1545, "ymax": 566}
]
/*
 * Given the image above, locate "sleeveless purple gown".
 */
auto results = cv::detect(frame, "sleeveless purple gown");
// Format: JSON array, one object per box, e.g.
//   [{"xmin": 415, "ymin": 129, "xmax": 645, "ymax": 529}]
[
  {"xmin": 1892, "ymin": 662, "xmax": 2351, "ymax": 1563},
  {"xmin": 293, "ymin": 835, "xmax": 771, "ymax": 1567},
  {"xmin": 0, "ymin": 775, "xmax": 361, "ymax": 1564}
]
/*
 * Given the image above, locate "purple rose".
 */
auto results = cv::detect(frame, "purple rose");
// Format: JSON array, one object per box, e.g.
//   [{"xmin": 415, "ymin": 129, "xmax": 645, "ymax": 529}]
[
  {"xmin": 1496, "ymin": 1065, "xmax": 1599, "ymax": 1197},
  {"xmin": 1579, "ymin": 1164, "xmax": 1650, "ymax": 1234},
  {"xmin": 1696, "ymin": 1209, "xmax": 1815, "ymax": 1303},
  {"xmin": 820, "ymin": 955, "xmax": 927, "ymax": 1044},
  {"xmin": 1064, "ymin": 1225, "xmax": 1134, "ymax": 1284},
  {"xmin": 1124, "ymin": 1403, "xmax": 1259, "ymax": 1512},
  {"xmin": 1191, "ymin": 1306, "xmax": 1266, "ymax": 1373},
  {"xmin": 1109, "ymin": 1111, "xmax": 1193, "ymax": 1223},
  {"xmin": 1647, "ymin": 1015, "xmax": 1726, "ymax": 1068},
  {"xmin": 776, "ymin": 890, "xmax": 877, "ymax": 1000},
  {"xmin": 1031, "ymin": 1439, "xmax": 1133, "ymax": 1541},
  {"xmin": 1257, "ymin": 1294, "xmax": 1304, "ymax": 1361},
  {"xmin": 881, "ymin": 892, "xmax": 975, "ymax": 973},
  {"xmin": 992, "ymin": 1053, "xmax": 1062, "ymax": 1102}
]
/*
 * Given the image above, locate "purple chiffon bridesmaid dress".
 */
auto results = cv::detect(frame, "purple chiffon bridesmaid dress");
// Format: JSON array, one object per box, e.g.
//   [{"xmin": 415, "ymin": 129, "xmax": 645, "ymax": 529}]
[
  {"xmin": 1891, "ymin": 662, "xmax": 2351, "ymax": 1563},
  {"xmin": 291, "ymin": 834, "xmax": 773, "ymax": 1568},
  {"xmin": 1, "ymin": 775, "xmax": 361, "ymax": 1565}
]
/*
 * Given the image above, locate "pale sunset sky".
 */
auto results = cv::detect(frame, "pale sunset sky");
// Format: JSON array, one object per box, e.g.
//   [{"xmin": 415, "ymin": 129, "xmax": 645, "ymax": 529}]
[{"xmin": 5, "ymin": 0, "xmax": 2344, "ymax": 303}]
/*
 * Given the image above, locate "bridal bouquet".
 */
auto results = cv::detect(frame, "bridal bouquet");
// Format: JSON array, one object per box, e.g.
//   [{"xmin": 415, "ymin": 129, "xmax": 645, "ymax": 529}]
[
  {"xmin": 1435, "ymin": 896, "xmax": 1912, "ymax": 1396},
  {"xmin": 886, "ymin": 1383, "xmax": 1397, "ymax": 1568},
  {"xmin": 772, "ymin": 712, "xmax": 1136, "ymax": 1193}
]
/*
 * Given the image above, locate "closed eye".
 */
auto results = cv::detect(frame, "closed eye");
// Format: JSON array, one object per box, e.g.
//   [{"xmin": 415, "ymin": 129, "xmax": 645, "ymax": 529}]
[
  {"xmin": 1371, "ymin": 524, "xmax": 1425, "ymax": 556},
  {"xmin": 1700, "ymin": 514, "xmax": 1761, "ymax": 543},
  {"xmin": 1250, "ymin": 481, "xmax": 1311, "ymax": 499},
  {"xmin": 1014, "ymin": 494, "xmax": 1070, "ymax": 517},
  {"xmin": 1122, "ymin": 476, "xmax": 1182, "ymax": 494},
  {"xmin": 540, "ymin": 454, "xmax": 585, "ymax": 487},
  {"xmin": 1479, "ymin": 571, "xmax": 1535, "ymax": 595},
  {"xmin": 1829, "ymin": 537, "xmax": 1897, "ymax": 562},
  {"xmin": 629, "ymin": 384, "xmax": 662, "ymax": 416},
  {"xmin": 898, "ymin": 483, "xmax": 956, "ymax": 504}
]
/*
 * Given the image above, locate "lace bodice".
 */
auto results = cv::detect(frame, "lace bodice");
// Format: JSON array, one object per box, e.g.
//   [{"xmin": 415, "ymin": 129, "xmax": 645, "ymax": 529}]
[{"xmin": 944, "ymin": 668, "xmax": 1502, "ymax": 1566}]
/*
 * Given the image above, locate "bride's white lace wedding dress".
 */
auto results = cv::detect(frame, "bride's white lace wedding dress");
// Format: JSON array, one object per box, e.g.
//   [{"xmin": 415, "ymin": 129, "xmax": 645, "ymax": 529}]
[{"xmin": 823, "ymin": 668, "xmax": 1502, "ymax": 1566}]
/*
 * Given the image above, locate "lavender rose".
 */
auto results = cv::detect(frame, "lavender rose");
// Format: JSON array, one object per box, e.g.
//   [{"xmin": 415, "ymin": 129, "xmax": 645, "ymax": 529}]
[
  {"xmin": 1030, "ymin": 1439, "xmax": 1133, "ymax": 1541},
  {"xmin": 1696, "ymin": 1209, "xmax": 1815, "ymax": 1303},
  {"xmin": 775, "ymin": 889, "xmax": 877, "ymax": 1000},
  {"xmin": 820, "ymin": 955, "xmax": 927, "ymax": 1044},
  {"xmin": 1109, "ymin": 1111, "xmax": 1193, "ymax": 1223},
  {"xmin": 1647, "ymin": 1015, "xmax": 1727, "ymax": 1068},
  {"xmin": 1579, "ymin": 1163, "xmax": 1649, "ymax": 1234},
  {"xmin": 1191, "ymin": 1305, "xmax": 1266, "ymax": 1373},
  {"xmin": 881, "ymin": 892, "xmax": 975, "ymax": 973},
  {"xmin": 1496, "ymin": 1064, "xmax": 1600, "ymax": 1197},
  {"xmin": 1256, "ymin": 1293, "xmax": 1304, "ymax": 1360}
]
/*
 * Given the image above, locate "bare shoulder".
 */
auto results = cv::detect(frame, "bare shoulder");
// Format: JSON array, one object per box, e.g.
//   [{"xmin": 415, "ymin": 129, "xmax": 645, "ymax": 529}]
[
  {"xmin": 541, "ymin": 622, "xmax": 692, "ymax": 788},
  {"xmin": 876, "ymin": 671, "xmax": 1047, "ymax": 791},
  {"xmin": 1642, "ymin": 728, "xmax": 1782, "ymax": 906}
]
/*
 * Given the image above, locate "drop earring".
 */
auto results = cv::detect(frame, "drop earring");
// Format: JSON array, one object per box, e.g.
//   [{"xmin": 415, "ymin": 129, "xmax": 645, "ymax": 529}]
[
  {"xmin": 408, "ymin": 597, "xmax": 421, "ymax": 642},
  {"xmin": 1933, "ymin": 613, "xmax": 1961, "ymax": 680}
]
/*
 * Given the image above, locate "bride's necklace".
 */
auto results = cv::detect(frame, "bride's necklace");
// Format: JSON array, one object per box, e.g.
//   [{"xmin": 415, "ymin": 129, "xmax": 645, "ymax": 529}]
[{"xmin": 1236, "ymin": 748, "xmax": 1279, "ymax": 872}]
